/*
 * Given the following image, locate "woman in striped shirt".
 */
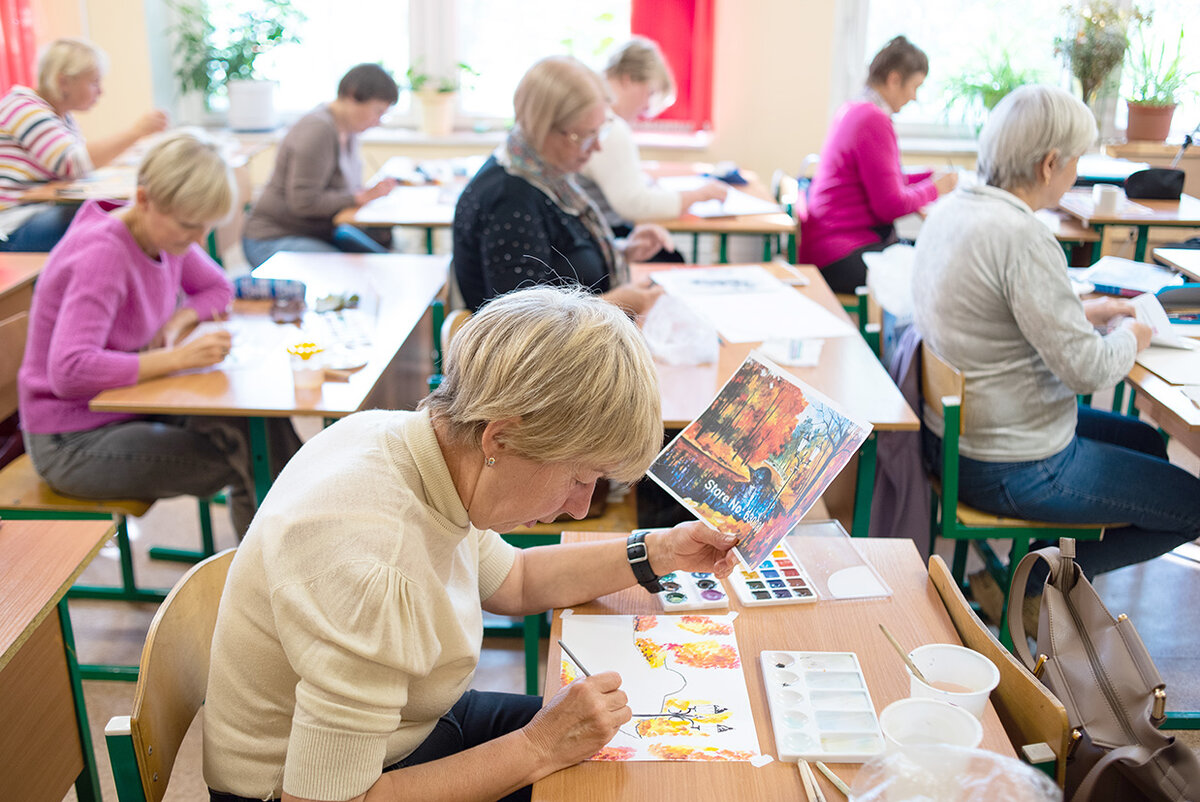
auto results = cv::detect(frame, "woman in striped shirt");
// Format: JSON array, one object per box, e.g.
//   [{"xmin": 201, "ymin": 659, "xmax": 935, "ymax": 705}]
[{"xmin": 0, "ymin": 38, "xmax": 167, "ymax": 251}]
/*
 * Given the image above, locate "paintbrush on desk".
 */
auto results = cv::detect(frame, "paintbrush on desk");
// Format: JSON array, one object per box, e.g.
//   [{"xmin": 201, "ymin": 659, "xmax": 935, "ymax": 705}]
[
  {"xmin": 879, "ymin": 623, "xmax": 929, "ymax": 685},
  {"xmin": 814, "ymin": 761, "xmax": 851, "ymax": 798},
  {"xmin": 796, "ymin": 759, "xmax": 817, "ymax": 801},
  {"xmin": 556, "ymin": 639, "xmax": 591, "ymax": 677},
  {"xmin": 798, "ymin": 759, "xmax": 828, "ymax": 802}
]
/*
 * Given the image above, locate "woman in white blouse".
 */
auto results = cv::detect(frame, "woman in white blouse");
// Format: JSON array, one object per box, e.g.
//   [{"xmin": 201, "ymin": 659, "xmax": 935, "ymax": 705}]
[{"xmin": 578, "ymin": 37, "xmax": 726, "ymax": 237}]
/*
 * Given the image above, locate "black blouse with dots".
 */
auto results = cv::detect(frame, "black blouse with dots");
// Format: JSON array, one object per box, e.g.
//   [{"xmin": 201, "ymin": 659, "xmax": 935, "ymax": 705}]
[{"xmin": 453, "ymin": 156, "xmax": 611, "ymax": 311}]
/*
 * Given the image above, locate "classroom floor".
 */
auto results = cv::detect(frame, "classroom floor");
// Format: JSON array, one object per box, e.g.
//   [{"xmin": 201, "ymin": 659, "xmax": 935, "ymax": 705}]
[{"xmin": 60, "ymin": 401, "xmax": 1200, "ymax": 802}]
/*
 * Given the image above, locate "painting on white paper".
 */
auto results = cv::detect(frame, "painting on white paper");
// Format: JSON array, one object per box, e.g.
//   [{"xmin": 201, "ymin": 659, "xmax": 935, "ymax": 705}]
[{"xmin": 559, "ymin": 613, "xmax": 761, "ymax": 762}]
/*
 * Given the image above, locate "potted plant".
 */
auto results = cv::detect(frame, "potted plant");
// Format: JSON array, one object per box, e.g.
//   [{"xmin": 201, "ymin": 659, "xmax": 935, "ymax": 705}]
[
  {"xmin": 1123, "ymin": 28, "xmax": 1196, "ymax": 142},
  {"xmin": 167, "ymin": 0, "xmax": 305, "ymax": 130},
  {"xmin": 405, "ymin": 60, "xmax": 478, "ymax": 137},
  {"xmin": 943, "ymin": 49, "xmax": 1041, "ymax": 132},
  {"xmin": 1055, "ymin": 1, "xmax": 1148, "ymax": 138}
]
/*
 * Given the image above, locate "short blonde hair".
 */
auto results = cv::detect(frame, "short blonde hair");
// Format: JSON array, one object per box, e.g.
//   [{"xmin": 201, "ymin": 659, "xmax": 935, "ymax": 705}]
[
  {"xmin": 604, "ymin": 37, "xmax": 677, "ymax": 112},
  {"xmin": 514, "ymin": 56, "xmax": 608, "ymax": 152},
  {"xmin": 137, "ymin": 132, "xmax": 235, "ymax": 222},
  {"xmin": 38, "ymin": 39, "xmax": 107, "ymax": 105},
  {"xmin": 422, "ymin": 287, "xmax": 663, "ymax": 483},
  {"xmin": 977, "ymin": 85, "xmax": 1096, "ymax": 192}
]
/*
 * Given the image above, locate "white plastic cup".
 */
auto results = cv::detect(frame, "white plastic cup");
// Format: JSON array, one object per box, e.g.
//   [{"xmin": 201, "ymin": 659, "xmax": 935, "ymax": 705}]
[
  {"xmin": 1092, "ymin": 183, "xmax": 1121, "ymax": 215},
  {"xmin": 879, "ymin": 697, "xmax": 983, "ymax": 750},
  {"xmin": 907, "ymin": 643, "xmax": 1000, "ymax": 720}
]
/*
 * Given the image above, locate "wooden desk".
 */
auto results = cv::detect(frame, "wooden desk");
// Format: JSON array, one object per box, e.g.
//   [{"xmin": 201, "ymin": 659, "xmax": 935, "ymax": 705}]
[
  {"xmin": 334, "ymin": 184, "xmax": 460, "ymax": 255},
  {"xmin": 532, "ymin": 533, "xmax": 1016, "ymax": 801},
  {"xmin": 642, "ymin": 263, "xmax": 919, "ymax": 537},
  {"xmin": 1058, "ymin": 189, "xmax": 1200, "ymax": 262},
  {"xmin": 0, "ymin": 252, "xmax": 46, "ymax": 319},
  {"xmin": 0, "ymin": 518, "xmax": 115, "ymax": 802},
  {"xmin": 1153, "ymin": 247, "xmax": 1200, "ymax": 281},
  {"xmin": 91, "ymin": 253, "xmax": 449, "ymax": 502},
  {"xmin": 645, "ymin": 161, "xmax": 794, "ymax": 263}
]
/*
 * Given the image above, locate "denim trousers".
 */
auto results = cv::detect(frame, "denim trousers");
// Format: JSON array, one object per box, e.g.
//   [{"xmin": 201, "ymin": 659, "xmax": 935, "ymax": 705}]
[
  {"xmin": 243, "ymin": 225, "xmax": 388, "ymax": 268},
  {"xmin": 925, "ymin": 405, "xmax": 1200, "ymax": 580},
  {"xmin": 25, "ymin": 415, "xmax": 300, "ymax": 536},
  {"xmin": 208, "ymin": 690, "xmax": 543, "ymax": 802},
  {"xmin": 0, "ymin": 204, "xmax": 79, "ymax": 251}
]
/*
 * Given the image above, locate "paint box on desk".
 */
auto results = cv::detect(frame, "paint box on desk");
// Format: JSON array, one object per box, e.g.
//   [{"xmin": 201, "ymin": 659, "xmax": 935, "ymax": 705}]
[{"xmin": 726, "ymin": 538, "xmax": 819, "ymax": 606}]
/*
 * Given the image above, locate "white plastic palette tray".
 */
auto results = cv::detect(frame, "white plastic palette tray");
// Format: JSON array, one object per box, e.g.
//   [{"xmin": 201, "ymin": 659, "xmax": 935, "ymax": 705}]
[{"xmin": 760, "ymin": 650, "xmax": 885, "ymax": 763}]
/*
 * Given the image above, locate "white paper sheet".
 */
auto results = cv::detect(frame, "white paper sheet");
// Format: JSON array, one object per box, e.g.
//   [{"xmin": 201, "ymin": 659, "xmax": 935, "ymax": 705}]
[
  {"xmin": 1069, "ymin": 256, "xmax": 1184, "ymax": 295},
  {"xmin": 677, "ymin": 291, "xmax": 857, "ymax": 343},
  {"xmin": 1136, "ymin": 346, "xmax": 1200, "ymax": 385},
  {"xmin": 1131, "ymin": 293, "xmax": 1194, "ymax": 349},
  {"xmin": 650, "ymin": 265, "xmax": 787, "ymax": 296},
  {"xmin": 353, "ymin": 185, "xmax": 458, "ymax": 224},
  {"xmin": 655, "ymin": 175, "xmax": 784, "ymax": 217},
  {"xmin": 559, "ymin": 613, "xmax": 760, "ymax": 762}
]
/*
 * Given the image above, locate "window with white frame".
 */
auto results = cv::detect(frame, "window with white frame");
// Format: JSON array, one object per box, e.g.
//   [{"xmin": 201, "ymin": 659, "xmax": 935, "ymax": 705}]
[
  {"xmin": 843, "ymin": 0, "xmax": 1197, "ymax": 142},
  {"xmin": 162, "ymin": 0, "xmax": 631, "ymax": 129}
]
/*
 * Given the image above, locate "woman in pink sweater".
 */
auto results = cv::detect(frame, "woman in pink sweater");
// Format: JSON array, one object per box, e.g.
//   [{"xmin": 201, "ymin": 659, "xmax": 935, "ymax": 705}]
[
  {"xmin": 18, "ymin": 132, "xmax": 298, "ymax": 536},
  {"xmin": 799, "ymin": 36, "xmax": 957, "ymax": 293}
]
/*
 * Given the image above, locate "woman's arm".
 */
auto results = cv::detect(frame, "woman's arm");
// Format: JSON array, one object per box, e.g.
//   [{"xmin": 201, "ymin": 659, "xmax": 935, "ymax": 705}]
[
  {"xmin": 85, "ymin": 110, "xmax": 168, "ymax": 169},
  {"xmin": 483, "ymin": 521, "xmax": 738, "ymax": 617},
  {"xmin": 177, "ymin": 244, "xmax": 235, "ymax": 320},
  {"xmin": 581, "ymin": 119, "xmax": 689, "ymax": 220},
  {"xmin": 852, "ymin": 109, "xmax": 940, "ymax": 222}
]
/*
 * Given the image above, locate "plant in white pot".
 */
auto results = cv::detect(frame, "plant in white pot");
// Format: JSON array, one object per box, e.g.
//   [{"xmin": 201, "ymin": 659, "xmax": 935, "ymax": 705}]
[
  {"xmin": 405, "ymin": 60, "xmax": 477, "ymax": 137},
  {"xmin": 168, "ymin": 0, "xmax": 305, "ymax": 131},
  {"xmin": 1123, "ymin": 27, "xmax": 1196, "ymax": 142}
]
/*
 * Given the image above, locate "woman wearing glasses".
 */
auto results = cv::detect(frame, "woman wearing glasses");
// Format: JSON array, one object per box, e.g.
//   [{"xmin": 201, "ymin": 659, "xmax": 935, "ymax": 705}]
[{"xmin": 453, "ymin": 56, "xmax": 671, "ymax": 313}]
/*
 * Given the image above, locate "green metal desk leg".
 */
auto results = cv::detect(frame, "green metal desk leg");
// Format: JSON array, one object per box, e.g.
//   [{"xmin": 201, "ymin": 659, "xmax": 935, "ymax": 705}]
[
  {"xmin": 249, "ymin": 417, "xmax": 272, "ymax": 507},
  {"xmin": 148, "ymin": 496, "xmax": 217, "ymax": 564},
  {"xmin": 1111, "ymin": 381, "xmax": 1126, "ymax": 414},
  {"xmin": 762, "ymin": 234, "xmax": 773, "ymax": 262},
  {"xmin": 692, "ymin": 233, "xmax": 701, "ymax": 262},
  {"xmin": 1091, "ymin": 224, "xmax": 1106, "ymax": 263},
  {"xmin": 523, "ymin": 613, "xmax": 542, "ymax": 695},
  {"xmin": 425, "ymin": 226, "xmax": 435, "ymax": 255},
  {"xmin": 718, "ymin": 234, "xmax": 729, "ymax": 264},
  {"xmin": 1134, "ymin": 225, "xmax": 1150, "ymax": 262},
  {"xmin": 851, "ymin": 433, "xmax": 878, "ymax": 538},
  {"xmin": 69, "ymin": 516, "xmax": 169, "ymax": 605},
  {"xmin": 431, "ymin": 299, "xmax": 446, "ymax": 375},
  {"xmin": 58, "ymin": 597, "xmax": 103, "ymax": 802}
]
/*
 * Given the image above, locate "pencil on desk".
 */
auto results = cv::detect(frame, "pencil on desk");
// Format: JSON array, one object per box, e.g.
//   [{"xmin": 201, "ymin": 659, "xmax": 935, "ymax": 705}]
[{"xmin": 814, "ymin": 761, "xmax": 851, "ymax": 798}]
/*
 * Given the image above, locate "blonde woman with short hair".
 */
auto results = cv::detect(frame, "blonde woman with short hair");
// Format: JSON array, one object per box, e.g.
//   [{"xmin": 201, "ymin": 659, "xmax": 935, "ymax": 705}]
[
  {"xmin": 18, "ymin": 132, "xmax": 299, "ymax": 537},
  {"xmin": 454, "ymin": 55, "xmax": 674, "ymax": 313},
  {"xmin": 203, "ymin": 285, "xmax": 739, "ymax": 802},
  {"xmin": 0, "ymin": 37, "xmax": 168, "ymax": 250},
  {"xmin": 578, "ymin": 37, "xmax": 726, "ymax": 234}
]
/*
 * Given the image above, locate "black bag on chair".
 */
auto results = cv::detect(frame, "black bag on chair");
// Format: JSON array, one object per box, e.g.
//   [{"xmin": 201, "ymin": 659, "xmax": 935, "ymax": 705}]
[
  {"xmin": 1124, "ymin": 168, "xmax": 1185, "ymax": 201},
  {"xmin": 1008, "ymin": 539, "xmax": 1200, "ymax": 801}
]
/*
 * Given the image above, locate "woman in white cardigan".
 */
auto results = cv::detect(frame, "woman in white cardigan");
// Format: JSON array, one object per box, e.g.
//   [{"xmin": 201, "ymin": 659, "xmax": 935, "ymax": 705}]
[{"xmin": 578, "ymin": 37, "xmax": 726, "ymax": 237}]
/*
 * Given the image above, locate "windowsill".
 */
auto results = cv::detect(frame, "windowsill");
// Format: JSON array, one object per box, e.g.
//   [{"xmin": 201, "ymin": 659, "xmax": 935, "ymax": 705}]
[
  {"xmin": 898, "ymin": 136, "xmax": 978, "ymax": 158},
  {"xmin": 359, "ymin": 126, "xmax": 714, "ymax": 151}
]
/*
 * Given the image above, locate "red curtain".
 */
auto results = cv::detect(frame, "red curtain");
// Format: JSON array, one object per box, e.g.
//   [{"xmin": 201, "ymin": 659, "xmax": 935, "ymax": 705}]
[
  {"xmin": 631, "ymin": 0, "xmax": 714, "ymax": 130},
  {"xmin": 1, "ymin": 0, "xmax": 38, "ymax": 93}
]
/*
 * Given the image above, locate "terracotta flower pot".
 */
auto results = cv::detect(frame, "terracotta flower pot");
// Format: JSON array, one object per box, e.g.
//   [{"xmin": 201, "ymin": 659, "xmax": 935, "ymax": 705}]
[{"xmin": 1125, "ymin": 102, "xmax": 1177, "ymax": 142}]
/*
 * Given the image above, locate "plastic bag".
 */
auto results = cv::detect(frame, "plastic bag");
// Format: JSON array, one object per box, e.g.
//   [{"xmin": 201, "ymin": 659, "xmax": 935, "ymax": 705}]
[
  {"xmin": 641, "ymin": 294, "xmax": 719, "ymax": 366},
  {"xmin": 850, "ymin": 745, "xmax": 1061, "ymax": 802},
  {"xmin": 862, "ymin": 243, "xmax": 916, "ymax": 324}
]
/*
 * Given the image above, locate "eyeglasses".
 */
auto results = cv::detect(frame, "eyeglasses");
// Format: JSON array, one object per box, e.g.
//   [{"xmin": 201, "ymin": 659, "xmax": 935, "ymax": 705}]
[{"xmin": 560, "ymin": 116, "xmax": 613, "ymax": 150}]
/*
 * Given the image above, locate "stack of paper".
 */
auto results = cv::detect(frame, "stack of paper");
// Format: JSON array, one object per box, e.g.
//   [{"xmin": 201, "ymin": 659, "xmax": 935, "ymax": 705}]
[
  {"xmin": 654, "ymin": 175, "xmax": 784, "ymax": 218},
  {"xmin": 1068, "ymin": 256, "xmax": 1184, "ymax": 296}
]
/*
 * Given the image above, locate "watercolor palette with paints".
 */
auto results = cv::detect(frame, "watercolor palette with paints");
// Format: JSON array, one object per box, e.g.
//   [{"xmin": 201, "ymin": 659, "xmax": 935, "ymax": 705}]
[
  {"xmin": 726, "ymin": 539, "xmax": 819, "ymax": 606},
  {"xmin": 760, "ymin": 650, "xmax": 885, "ymax": 763},
  {"xmin": 654, "ymin": 569, "xmax": 730, "ymax": 611}
]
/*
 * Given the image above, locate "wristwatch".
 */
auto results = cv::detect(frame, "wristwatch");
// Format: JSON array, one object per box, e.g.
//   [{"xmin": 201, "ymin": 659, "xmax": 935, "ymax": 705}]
[{"xmin": 626, "ymin": 529, "xmax": 663, "ymax": 593}]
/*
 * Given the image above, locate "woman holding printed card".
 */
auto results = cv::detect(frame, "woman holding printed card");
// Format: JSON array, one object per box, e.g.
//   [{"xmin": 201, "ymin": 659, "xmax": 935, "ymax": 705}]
[
  {"xmin": 203, "ymin": 287, "xmax": 738, "ymax": 802},
  {"xmin": 913, "ymin": 85, "xmax": 1200, "ymax": 625}
]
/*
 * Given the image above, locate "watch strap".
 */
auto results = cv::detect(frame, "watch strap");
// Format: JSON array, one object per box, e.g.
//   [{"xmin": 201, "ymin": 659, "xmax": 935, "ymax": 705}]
[{"xmin": 626, "ymin": 529, "xmax": 663, "ymax": 593}]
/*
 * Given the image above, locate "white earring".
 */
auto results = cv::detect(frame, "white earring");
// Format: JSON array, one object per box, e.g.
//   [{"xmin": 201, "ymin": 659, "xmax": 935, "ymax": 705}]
[{"xmin": 486, "ymin": 456, "xmax": 496, "ymax": 467}]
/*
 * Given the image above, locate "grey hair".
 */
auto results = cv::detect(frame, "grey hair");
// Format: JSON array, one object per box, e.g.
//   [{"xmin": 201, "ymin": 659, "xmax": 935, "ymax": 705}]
[
  {"xmin": 977, "ymin": 84, "xmax": 1096, "ymax": 191},
  {"xmin": 421, "ymin": 286, "xmax": 663, "ymax": 484}
]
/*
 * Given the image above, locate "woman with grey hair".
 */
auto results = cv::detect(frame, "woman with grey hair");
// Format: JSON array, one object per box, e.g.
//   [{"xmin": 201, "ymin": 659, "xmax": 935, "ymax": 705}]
[
  {"xmin": 204, "ymin": 286, "xmax": 739, "ymax": 802},
  {"xmin": 912, "ymin": 85, "xmax": 1200, "ymax": 615},
  {"xmin": 453, "ymin": 55, "xmax": 673, "ymax": 313},
  {"xmin": 0, "ymin": 38, "xmax": 167, "ymax": 250}
]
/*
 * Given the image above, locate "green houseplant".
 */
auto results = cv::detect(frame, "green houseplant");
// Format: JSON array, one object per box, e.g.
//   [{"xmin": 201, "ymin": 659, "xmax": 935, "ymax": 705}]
[
  {"xmin": 944, "ymin": 49, "xmax": 1041, "ymax": 132},
  {"xmin": 1123, "ymin": 28, "xmax": 1195, "ymax": 141},
  {"xmin": 1055, "ymin": 1, "xmax": 1147, "ymax": 105},
  {"xmin": 405, "ymin": 60, "xmax": 478, "ymax": 137},
  {"xmin": 168, "ymin": 0, "xmax": 305, "ymax": 128}
]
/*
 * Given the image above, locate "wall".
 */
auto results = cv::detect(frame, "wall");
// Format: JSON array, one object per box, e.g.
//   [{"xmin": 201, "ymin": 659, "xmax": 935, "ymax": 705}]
[{"xmin": 30, "ymin": 0, "xmax": 840, "ymax": 183}]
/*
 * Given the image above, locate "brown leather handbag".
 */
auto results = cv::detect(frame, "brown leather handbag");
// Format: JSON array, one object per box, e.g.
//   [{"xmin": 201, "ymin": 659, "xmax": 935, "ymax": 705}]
[{"xmin": 1008, "ymin": 539, "xmax": 1200, "ymax": 801}]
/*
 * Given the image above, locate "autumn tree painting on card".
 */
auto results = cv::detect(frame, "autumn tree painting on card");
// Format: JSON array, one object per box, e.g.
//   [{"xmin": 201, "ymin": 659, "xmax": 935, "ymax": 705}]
[{"xmin": 649, "ymin": 353, "xmax": 871, "ymax": 568}]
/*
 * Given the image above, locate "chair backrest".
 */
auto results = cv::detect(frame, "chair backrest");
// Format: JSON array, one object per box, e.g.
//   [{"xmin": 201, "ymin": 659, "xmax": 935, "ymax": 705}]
[
  {"xmin": 440, "ymin": 308, "xmax": 473, "ymax": 359},
  {"xmin": 919, "ymin": 341, "xmax": 964, "ymax": 432},
  {"xmin": 121, "ymin": 548, "xmax": 235, "ymax": 802},
  {"xmin": 0, "ymin": 312, "xmax": 29, "ymax": 420},
  {"xmin": 929, "ymin": 554, "xmax": 1069, "ymax": 786}
]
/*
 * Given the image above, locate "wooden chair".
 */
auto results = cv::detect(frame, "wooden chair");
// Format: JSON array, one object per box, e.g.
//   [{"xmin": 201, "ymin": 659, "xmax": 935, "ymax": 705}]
[
  {"xmin": 921, "ymin": 342, "xmax": 1109, "ymax": 650},
  {"xmin": 0, "ymin": 312, "xmax": 218, "ymax": 678},
  {"xmin": 105, "ymin": 549, "xmax": 235, "ymax": 802},
  {"xmin": 929, "ymin": 554, "xmax": 1069, "ymax": 786}
]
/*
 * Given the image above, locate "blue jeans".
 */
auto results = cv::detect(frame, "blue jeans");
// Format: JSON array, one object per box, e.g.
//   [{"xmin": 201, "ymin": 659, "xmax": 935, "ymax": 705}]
[
  {"xmin": 0, "ymin": 204, "xmax": 79, "ymax": 251},
  {"xmin": 925, "ymin": 406, "xmax": 1200, "ymax": 580},
  {"xmin": 243, "ymin": 225, "xmax": 388, "ymax": 268},
  {"xmin": 208, "ymin": 690, "xmax": 542, "ymax": 802}
]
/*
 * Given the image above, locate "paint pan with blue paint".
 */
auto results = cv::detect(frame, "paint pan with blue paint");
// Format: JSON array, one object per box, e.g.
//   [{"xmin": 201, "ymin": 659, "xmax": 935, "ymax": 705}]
[{"xmin": 655, "ymin": 570, "xmax": 729, "ymax": 611}]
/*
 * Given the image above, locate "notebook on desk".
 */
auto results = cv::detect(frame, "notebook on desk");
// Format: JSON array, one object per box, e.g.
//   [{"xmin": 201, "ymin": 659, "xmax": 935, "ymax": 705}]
[{"xmin": 1068, "ymin": 256, "xmax": 1184, "ymax": 296}]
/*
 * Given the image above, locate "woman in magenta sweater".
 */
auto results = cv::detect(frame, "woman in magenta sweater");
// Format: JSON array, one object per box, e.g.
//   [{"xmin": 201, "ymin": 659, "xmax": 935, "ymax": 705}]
[
  {"xmin": 799, "ymin": 36, "xmax": 957, "ymax": 294},
  {"xmin": 18, "ymin": 132, "xmax": 298, "ymax": 536}
]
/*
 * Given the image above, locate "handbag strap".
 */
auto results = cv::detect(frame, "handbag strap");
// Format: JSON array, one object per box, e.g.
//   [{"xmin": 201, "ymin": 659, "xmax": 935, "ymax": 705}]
[
  {"xmin": 1007, "ymin": 547, "xmax": 1063, "ymax": 670},
  {"xmin": 1070, "ymin": 744, "xmax": 1153, "ymax": 802}
]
